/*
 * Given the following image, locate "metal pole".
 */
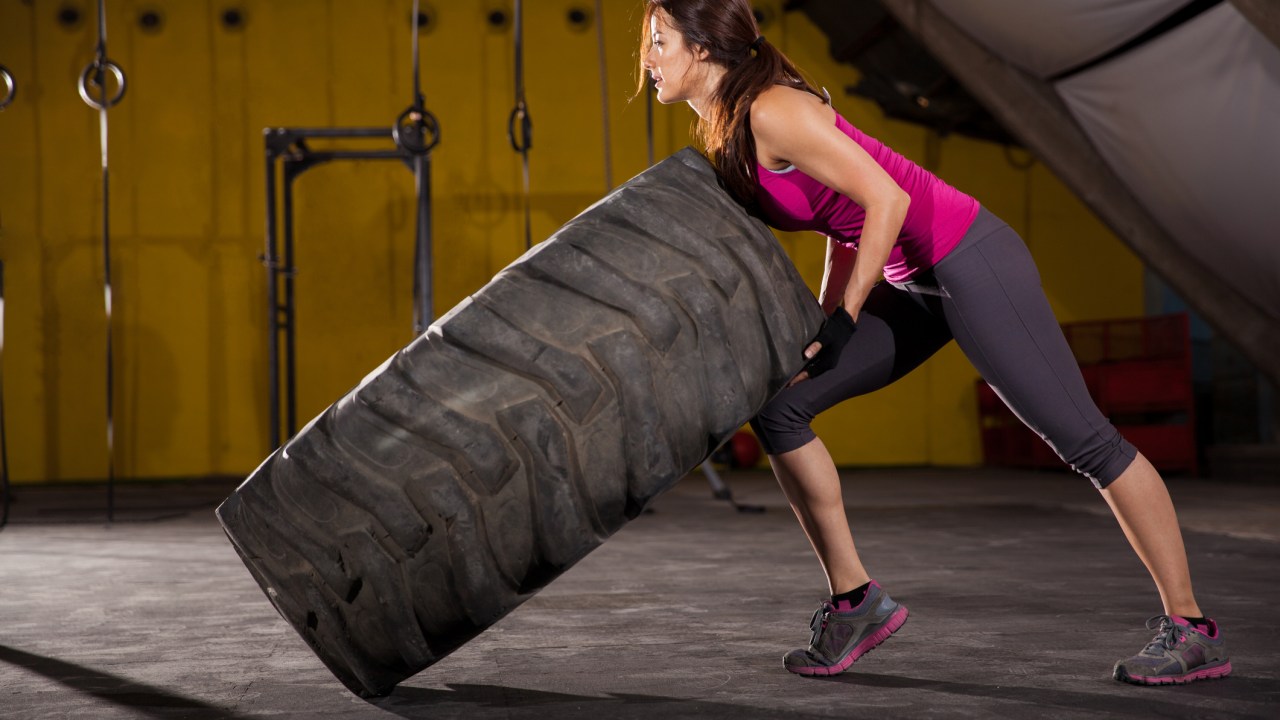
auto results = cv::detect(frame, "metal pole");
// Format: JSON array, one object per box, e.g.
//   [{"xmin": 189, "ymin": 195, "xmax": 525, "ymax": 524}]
[
  {"xmin": 265, "ymin": 140, "xmax": 281, "ymax": 450},
  {"xmin": 413, "ymin": 154, "xmax": 433, "ymax": 335},
  {"xmin": 283, "ymin": 168, "xmax": 298, "ymax": 439}
]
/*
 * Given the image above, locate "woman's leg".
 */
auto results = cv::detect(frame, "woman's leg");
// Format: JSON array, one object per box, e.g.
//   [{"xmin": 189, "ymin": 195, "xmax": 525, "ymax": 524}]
[
  {"xmin": 753, "ymin": 282, "xmax": 951, "ymax": 595},
  {"xmin": 770, "ymin": 438, "xmax": 869, "ymax": 595},
  {"xmin": 756, "ymin": 283, "xmax": 948, "ymax": 675},
  {"xmin": 931, "ymin": 209, "xmax": 1201, "ymax": 617},
  {"xmin": 1101, "ymin": 454, "xmax": 1201, "ymax": 617}
]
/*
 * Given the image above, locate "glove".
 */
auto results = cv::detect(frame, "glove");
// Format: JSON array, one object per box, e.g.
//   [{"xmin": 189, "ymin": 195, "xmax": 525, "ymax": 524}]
[{"xmin": 803, "ymin": 306, "xmax": 857, "ymax": 378}]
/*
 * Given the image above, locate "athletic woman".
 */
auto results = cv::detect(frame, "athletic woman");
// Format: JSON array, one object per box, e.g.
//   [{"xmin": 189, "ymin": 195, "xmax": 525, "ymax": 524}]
[{"xmin": 638, "ymin": 0, "xmax": 1230, "ymax": 685}]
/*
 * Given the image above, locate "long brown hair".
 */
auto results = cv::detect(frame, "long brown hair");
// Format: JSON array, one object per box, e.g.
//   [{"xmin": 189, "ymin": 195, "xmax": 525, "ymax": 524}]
[{"xmin": 636, "ymin": 0, "xmax": 826, "ymax": 209}]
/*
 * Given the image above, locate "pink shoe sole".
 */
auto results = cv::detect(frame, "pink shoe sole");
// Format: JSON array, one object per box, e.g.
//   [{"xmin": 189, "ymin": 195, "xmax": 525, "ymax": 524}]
[
  {"xmin": 787, "ymin": 605, "xmax": 909, "ymax": 677},
  {"xmin": 1116, "ymin": 660, "xmax": 1233, "ymax": 686}
]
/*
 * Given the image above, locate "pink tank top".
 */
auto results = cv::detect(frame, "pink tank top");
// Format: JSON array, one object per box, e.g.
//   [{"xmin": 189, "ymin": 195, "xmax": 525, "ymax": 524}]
[{"xmin": 755, "ymin": 111, "xmax": 979, "ymax": 282}]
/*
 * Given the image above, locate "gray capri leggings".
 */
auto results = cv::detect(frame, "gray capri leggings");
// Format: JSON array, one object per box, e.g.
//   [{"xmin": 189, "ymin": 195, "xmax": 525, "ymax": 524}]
[{"xmin": 751, "ymin": 206, "xmax": 1137, "ymax": 489}]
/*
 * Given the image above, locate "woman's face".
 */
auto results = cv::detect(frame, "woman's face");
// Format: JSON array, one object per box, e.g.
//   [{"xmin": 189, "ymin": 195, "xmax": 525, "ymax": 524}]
[{"xmin": 643, "ymin": 8, "xmax": 706, "ymax": 105}]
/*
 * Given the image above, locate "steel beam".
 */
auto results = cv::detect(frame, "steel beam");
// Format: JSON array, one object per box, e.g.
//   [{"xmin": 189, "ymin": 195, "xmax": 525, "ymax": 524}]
[{"xmin": 1230, "ymin": 0, "xmax": 1280, "ymax": 50}]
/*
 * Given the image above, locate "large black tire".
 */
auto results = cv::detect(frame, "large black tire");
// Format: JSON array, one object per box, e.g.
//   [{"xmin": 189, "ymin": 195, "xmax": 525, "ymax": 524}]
[{"xmin": 216, "ymin": 148, "xmax": 823, "ymax": 697}]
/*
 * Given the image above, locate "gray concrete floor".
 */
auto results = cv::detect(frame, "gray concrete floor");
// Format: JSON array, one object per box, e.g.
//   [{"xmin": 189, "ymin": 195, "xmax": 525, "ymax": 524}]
[{"xmin": 1, "ymin": 468, "xmax": 1277, "ymax": 719}]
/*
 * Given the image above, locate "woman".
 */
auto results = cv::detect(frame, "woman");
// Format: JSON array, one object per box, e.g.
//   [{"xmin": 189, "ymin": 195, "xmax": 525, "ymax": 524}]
[{"xmin": 638, "ymin": 0, "xmax": 1230, "ymax": 685}]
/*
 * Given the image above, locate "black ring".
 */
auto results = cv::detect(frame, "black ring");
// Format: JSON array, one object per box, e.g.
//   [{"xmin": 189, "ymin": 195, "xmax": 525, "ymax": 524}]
[
  {"xmin": 392, "ymin": 105, "xmax": 441, "ymax": 155},
  {"xmin": 0, "ymin": 65, "xmax": 14, "ymax": 111},
  {"xmin": 78, "ymin": 59, "xmax": 127, "ymax": 110},
  {"xmin": 507, "ymin": 103, "xmax": 532, "ymax": 153}
]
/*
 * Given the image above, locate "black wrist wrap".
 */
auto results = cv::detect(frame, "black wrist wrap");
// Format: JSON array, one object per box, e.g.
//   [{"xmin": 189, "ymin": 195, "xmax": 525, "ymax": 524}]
[{"xmin": 803, "ymin": 306, "xmax": 857, "ymax": 378}]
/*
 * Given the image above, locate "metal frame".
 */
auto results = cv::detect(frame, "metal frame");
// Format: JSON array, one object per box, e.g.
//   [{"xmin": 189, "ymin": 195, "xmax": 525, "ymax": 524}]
[{"xmin": 263, "ymin": 127, "xmax": 434, "ymax": 450}]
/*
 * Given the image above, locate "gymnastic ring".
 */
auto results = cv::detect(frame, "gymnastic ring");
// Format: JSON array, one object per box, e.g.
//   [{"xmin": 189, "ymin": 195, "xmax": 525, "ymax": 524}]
[
  {"xmin": 0, "ymin": 65, "xmax": 14, "ymax": 111},
  {"xmin": 507, "ymin": 102, "xmax": 532, "ymax": 153},
  {"xmin": 392, "ymin": 105, "xmax": 441, "ymax": 155},
  {"xmin": 77, "ymin": 58, "xmax": 127, "ymax": 110}
]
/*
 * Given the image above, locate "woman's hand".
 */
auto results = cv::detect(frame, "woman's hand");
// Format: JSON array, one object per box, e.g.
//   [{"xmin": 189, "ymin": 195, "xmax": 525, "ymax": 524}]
[{"xmin": 788, "ymin": 306, "xmax": 857, "ymax": 387}]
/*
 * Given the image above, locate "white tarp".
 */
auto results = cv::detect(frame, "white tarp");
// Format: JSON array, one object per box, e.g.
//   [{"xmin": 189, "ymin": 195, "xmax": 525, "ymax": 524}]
[
  {"xmin": 1055, "ymin": 3, "xmax": 1280, "ymax": 320},
  {"xmin": 931, "ymin": 0, "xmax": 1187, "ymax": 78},
  {"xmin": 931, "ymin": 1, "xmax": 1280, "ymax": 321}
]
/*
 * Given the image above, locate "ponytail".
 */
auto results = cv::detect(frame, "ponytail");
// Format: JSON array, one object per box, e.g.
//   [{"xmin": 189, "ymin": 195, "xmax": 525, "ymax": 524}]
[{"xmin": 704, "ymin": 36, "xmax": 825, "ymax": 211}]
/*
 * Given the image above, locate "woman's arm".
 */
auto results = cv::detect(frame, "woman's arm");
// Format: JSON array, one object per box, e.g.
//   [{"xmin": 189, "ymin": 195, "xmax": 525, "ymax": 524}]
[
  {"xmin": 751, "ymin": 86, "xmax": 909, "ymax": 322},
  {"xmin": 819, "ymin": 237, "xmax": 855, "ymax": 316}
]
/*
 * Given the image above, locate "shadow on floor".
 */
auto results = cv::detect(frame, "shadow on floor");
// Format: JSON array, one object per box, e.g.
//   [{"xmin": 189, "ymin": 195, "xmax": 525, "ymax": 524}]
[
  {"xmin": 0, "ymin": 644, "xmax": 250, "ymax": 720},
  {"xmin": 370, "ymin": 671, "xmax": 1278, "ymax": 720},
  {"xmin": 834, "ymin": 671, "xmax": 1277, "ymax": 719},
  {"xmin": 374, "ymin": 683, "xmax": 832, "ymax": 720}
]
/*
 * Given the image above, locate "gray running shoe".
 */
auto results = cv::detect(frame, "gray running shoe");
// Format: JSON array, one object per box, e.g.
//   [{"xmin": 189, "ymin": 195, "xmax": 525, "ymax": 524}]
[
  {"xmin": 784, "ymin": 580, "xmax": 908, "ymax": 676},
  {"xmin": 1113, "ymin": 615, "xmax": 1232, "ymax": 685}
]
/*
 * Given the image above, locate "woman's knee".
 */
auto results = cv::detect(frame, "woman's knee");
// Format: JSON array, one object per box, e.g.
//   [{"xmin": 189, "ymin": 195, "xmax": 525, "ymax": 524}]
[
  {"xmin": 750, "ymin": 394, "xmax": 817, "ymax": 456},
  {"xmin": 1046, "ymin": 424, "xmax": 1138, "ymax": 490}
]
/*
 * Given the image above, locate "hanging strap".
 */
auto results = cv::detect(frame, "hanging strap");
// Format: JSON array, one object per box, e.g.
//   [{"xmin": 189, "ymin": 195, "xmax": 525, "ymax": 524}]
[
  {"xmin": 392, "ymin": 0, "xmax": 441, "ymax": 156},
  {"xmin": 594, "ymin": 0, "xmax": 612, "ymax": 191},
  {"xmin": 394, "ymin": 0, "xmax": 441, "ymax": 337},
  {"xmin": 508, "ymin": 0, "xmax": 533, "ymax": 250},
  {"xmin": 77, "ymin": 0, "xmax": 125, "ymax": 522}
]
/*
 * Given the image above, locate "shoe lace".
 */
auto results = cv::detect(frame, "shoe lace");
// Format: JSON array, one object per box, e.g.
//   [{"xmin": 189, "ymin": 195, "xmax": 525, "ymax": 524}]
[
  {"xmin": 808, "ymin": 603, "xmax": 832, "ymax": 647},
  {"xmin": 1144, "ymin": 614, "xmax": 1186, "ymax": 652}
]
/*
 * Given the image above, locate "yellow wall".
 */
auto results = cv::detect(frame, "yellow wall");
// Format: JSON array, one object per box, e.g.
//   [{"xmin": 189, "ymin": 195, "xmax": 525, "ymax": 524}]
[{"xmin": 0, "ymin": 1, "xmax": 1141, "ymax": 482}]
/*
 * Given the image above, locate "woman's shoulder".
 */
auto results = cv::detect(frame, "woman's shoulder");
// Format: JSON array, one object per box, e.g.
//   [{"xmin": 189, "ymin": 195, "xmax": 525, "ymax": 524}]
[{"xmin": 750, "ymin": 85, "xmax": 834, "ymax": 137}]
